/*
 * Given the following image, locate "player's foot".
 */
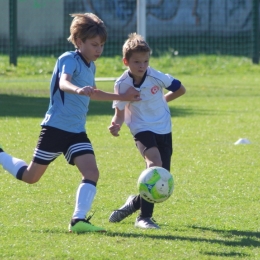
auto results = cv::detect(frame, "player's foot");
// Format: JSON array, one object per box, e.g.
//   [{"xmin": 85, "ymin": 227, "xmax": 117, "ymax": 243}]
[
  {"xmin": 135, "ymin": 217, "xmax": 160, "ymax": 229},
  {"xmin": 69, "ymin": 217, "xmax": 106, "ymax": 233},
  {"xmin": 109, "ymin": 195, "xmax": 137, "ymax": 222},
  {"xmin": 0, "ymin": 145, "xmax": 4, "ymax": 153}
]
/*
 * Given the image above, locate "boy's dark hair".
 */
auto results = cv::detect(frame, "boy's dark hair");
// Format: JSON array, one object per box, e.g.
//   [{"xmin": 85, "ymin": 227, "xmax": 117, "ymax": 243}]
[
  {"xmin": 123, "ymin": 33, "xmax": 152, "ymax": 60},
  {"xmin": 68, "ymin": 13, "xmax": 107, "ymax": 48}
]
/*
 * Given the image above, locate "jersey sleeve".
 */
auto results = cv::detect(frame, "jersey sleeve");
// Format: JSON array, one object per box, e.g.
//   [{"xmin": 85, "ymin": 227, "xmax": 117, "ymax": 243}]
[
  {"xmin": 112, "ymin": 82, "xmax": 128, "ymax": 110},
  {"xmin": 164, "ymin": 74, "xmax": 181, "ymax": 92},
  {"xmin": 151, "ymin": 68, "xmax": 181, "ymax": 92},
  {"xmin": 59, "ymin": 55, "xmax": 77, "ymax": 76}
]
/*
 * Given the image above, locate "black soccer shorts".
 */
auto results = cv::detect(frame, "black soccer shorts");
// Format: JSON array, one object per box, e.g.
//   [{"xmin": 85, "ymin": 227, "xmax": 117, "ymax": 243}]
[
  {"xmin": 134, "ymin": 131, "xmax": 173, "ymax": 171},
  {"xmin": 32, "ymin": 126, "xmax": 94, "ymax": 165}
]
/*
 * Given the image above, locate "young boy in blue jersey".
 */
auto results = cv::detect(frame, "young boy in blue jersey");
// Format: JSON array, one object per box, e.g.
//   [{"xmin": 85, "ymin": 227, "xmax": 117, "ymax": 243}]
[
  {"xmin": 108, "ymin": 33, "xmax": 186, "ymax": 229},
  {"xmin": 0, "ymin": 13, "xmax": 140, "ymax": 233}
]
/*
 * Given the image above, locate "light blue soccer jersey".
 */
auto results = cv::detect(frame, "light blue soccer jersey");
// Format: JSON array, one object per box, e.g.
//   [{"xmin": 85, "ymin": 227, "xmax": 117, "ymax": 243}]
[{"xmin": 41, "ymin": 51, "xmax": 96, "ymax": 133}]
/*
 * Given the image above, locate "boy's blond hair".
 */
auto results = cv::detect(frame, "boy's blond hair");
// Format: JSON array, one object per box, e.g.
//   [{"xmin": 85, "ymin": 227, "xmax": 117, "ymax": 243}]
[
  {"xmin": 122, "ymin": 33, "xmax": 151, "ymax": 60},
  {"xmin": 67, "ymin": 13, "xmax": 107, "ymax": 48}
]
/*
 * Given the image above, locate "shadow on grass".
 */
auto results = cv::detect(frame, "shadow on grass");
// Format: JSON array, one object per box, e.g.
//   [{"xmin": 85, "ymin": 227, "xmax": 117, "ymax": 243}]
[
  {"xmin": 0, "ymin": 94, "xmax": 48, "ymax": 117},
  {"xmin": 190, "ymin": 225, "xmax": 260, "ymax": 258},
  {"xmin": 191, "ymin": 225, "xmax": 260, "ymax": 239},
  {"xmin": 202, "ymin": 251, "xmax": 249, "ymax": 258},
  {"xmin": 32, "ymin": 225, "xmax": 258, "ymax": 258},
  {"xmin": 104, "ymin": 231, "xmax": 260, "ymax": 248},
  {"xmin": 0, "ymin": 94, "xmax": 195, "ymax": 118},
  {"xmin": 35, "ymin": 226, "xmax": 260, "ymax": 249}
]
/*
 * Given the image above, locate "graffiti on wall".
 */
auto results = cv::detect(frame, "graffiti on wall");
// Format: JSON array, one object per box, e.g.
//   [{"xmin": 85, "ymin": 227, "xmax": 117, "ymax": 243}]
[
  {"xmin": 63, "ymin": 0, "xmax": 253, "ymax": 36},
  {"xmin": 1, "ymin": 0, "xmax": 255, "ymax": 48}
]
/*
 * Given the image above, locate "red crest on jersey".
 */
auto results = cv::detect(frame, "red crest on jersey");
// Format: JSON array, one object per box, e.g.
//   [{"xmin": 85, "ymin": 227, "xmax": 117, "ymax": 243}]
[{"xmin": 151, "ymin": 85, "xmax": 159, "ymax": 94}]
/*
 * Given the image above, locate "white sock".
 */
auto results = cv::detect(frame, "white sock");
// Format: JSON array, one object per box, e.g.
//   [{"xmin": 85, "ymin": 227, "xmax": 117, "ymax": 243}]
[
  {"xmin": 72, "ymin": 183, "xmax": 97, "ymax": 219},
  {"xmin": 0, "ymin": 152, "xmax": 27, "ymax": 178}
]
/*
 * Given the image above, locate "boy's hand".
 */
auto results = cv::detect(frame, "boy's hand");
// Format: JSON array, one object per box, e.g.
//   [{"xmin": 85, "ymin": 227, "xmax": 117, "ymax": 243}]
[
  {"xmin": 108, "ymin": 122, "xmax": 121, "ymax": 136},
  {"xmin": 77, "ymin": 86, "xmax": 95, "ymax": 96},
  {"xmin": 121, "ymin": 87, "xmax": 141, "ymax": 101}
]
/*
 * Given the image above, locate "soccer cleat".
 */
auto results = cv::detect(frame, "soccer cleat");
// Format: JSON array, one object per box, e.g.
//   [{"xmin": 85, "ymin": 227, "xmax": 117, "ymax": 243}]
[
  {"xmin": 135, "ymin": 217, "xmax": 160, "ymax": 229},
  {"xmin": 109, "ymin": 195, "xmax": 137, "ymax": 223},
  {"xmin": 0, "ymin": 145, "xmax": 3, "ymax": 153},
  {"xmin": 69, "ymin": 216, "xmax": 106, "ymax": 233}
]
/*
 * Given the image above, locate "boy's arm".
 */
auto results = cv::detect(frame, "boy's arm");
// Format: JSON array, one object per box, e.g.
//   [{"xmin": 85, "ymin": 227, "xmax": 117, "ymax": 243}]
[
  {"xmin": 164, "ymin": 84, "xmax": 186, "ymax": 102},
  {"xmin": 60, "ymin": 73, "xmax": 140, "ymax": 101},
  {"xmin": 59, "ymin": 73, "xmax": 88, "ymax": 94},
  {"xmin": 91, "ymin": 87, "xmax": 140, "ymax": 101},
  {"xmin": 108, "ymin": 108, "xmax": 125, "ymax": 137}
]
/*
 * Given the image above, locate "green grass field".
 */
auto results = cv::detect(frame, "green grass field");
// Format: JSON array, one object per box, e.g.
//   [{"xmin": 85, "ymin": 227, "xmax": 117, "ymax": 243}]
[{"xmin": 0, "ymin": 55, "xmax": 259, "ymax": 259}]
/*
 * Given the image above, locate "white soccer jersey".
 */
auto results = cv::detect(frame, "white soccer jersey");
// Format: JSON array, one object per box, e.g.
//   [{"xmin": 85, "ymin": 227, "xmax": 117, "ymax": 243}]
[{"xmin": 113, "ymin": 67, "xmax": 179, "ymax": 136}]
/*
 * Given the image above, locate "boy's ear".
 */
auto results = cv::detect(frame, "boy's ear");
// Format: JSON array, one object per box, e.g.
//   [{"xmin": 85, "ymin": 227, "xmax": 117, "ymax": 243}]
[
  {"xmin": 122, "ymin": 58, "xmax": 128, "ymax": 66},
  {"xmin": 75, "ymin": 38, "xmax": 82, "ymax": 48}
]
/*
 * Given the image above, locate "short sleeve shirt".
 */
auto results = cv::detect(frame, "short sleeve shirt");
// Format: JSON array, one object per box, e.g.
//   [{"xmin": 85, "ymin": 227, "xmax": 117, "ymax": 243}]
[
  {"xmin": 41, "ymin": 51, "xmax": 96, "ymax": 133},
  {"xmin": 113, "ymin": 67, "xmax": 180, "ymax": 136}
]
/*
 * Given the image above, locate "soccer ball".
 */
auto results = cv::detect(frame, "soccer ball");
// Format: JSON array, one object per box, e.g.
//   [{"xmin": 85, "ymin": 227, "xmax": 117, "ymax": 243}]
[{"xmin": 137, "ymin": 166, "xmax": 174, "ymax": 203}]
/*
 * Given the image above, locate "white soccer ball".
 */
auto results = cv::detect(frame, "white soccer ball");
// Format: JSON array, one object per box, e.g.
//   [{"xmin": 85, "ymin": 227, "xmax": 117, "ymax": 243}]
[{"xmin": 137, "ymin": 166, "xmax": 174, "ymax": 203}]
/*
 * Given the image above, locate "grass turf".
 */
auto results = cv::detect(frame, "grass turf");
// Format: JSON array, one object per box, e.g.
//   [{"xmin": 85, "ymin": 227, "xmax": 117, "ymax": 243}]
[{"xmin": 0, "ymin": 55, "xmax": 259, "ymax": 259}]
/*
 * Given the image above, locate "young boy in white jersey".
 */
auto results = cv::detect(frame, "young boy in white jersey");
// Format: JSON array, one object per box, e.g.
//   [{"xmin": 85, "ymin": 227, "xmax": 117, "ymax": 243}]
[
  {"xmin": 108, "ymin": 33, "xmax": 186, "ymax": 229},
  {"xmin": 0, "ymin": 13, "xmax": 140, "ymax": 233}
]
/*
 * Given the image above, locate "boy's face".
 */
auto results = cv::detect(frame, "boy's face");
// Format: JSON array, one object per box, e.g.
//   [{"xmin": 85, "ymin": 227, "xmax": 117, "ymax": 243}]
[
  {"xmin": 76, "ymin": 36, "xmax": 105, "ymax": 63},
  {"xmin": 123, "ymin": 52, "xmax": 150, "ymax": 78}
]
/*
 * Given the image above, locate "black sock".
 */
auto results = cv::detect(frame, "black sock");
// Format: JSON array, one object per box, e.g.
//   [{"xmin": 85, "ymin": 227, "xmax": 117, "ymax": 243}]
[
  {"xmin": 71, "ymin": 218, "xmax": 85, "ymax": 226},
  {"xmin": 16, "ymin": 166, "xmax": 27, "ymax": 180},
  {"xmin": 139, "ymin": 197, "xmax": 154, "ymax": 218},
  {"xmin": 133, "ymin": 195, "xmax": 141, "ymax": 210},
  {"xmin": 82, "ymin": 179, "xmax": 97, "ymax": 186}
]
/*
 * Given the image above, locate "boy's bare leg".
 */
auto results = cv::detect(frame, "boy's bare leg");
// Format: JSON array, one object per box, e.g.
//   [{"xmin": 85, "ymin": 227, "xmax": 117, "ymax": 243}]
[{"xmin": 20, "ymin": 162, "xmax": 48, "ymax": 184}]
